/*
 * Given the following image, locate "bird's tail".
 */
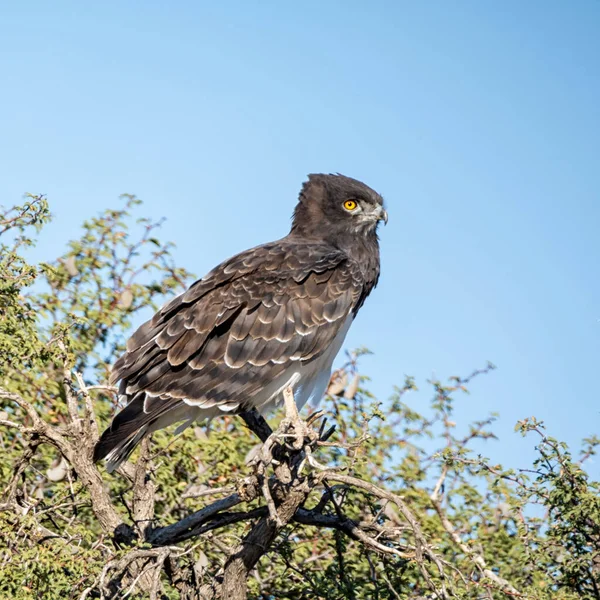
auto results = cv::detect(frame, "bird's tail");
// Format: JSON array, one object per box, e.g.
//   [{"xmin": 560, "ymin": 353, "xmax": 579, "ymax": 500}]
[{"xmin": 93, "ymin": 393, "xmax": 184, "ymax": 473}]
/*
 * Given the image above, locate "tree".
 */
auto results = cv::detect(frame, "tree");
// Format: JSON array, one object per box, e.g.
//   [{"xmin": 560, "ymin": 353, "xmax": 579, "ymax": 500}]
[{"xmin": 1, "ymin": 194, "xmax": 599, "ymax": 599}]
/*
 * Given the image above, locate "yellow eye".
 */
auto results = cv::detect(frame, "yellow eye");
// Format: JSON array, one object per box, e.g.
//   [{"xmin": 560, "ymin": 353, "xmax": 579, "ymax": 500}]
[{"xmin": 343, "ymin": 200, "xmax": 358, "ymax": 211}]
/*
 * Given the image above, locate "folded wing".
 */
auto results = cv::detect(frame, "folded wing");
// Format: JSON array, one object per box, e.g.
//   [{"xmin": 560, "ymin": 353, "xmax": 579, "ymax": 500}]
[{"xmin": 94, "ymin": 241, "xmax": 364, "ymax": 469}]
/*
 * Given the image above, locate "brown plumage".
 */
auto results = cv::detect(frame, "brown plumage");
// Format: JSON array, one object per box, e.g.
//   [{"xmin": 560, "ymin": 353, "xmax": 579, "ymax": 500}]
[{"xmin": 94, "ymin": 173, "xmax": 387, "ymax": 471}]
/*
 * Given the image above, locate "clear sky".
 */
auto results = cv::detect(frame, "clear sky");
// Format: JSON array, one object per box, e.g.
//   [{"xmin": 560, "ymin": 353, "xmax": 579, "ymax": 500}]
[{"xmin": 1, "ymin": 1, "xmax": 599, "ymax": 475}]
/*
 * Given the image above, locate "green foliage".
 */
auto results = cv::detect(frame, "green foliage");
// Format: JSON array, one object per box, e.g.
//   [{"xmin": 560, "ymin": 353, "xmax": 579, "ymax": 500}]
[
  {"xmin": 0, "ymin": 195, "xmax": 52, "ymax": 375},
  {"xmin": 0, "ymin": 507, "xmax": 105, "ymax": 599},
  {"xmin": 0, "ymin": 195, "xmax": 598, "ymax": 599}
]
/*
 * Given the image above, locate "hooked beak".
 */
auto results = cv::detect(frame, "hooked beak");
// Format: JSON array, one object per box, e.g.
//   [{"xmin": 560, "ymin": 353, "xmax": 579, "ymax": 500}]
[{"xmin": 378, "ymin": 207, "xmax": 388, "ymax": 225}]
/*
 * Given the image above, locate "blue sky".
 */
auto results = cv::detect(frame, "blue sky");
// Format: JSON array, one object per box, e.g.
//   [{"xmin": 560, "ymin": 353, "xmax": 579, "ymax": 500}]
[{"xmin": 1, "ymin": 1, "xmax": 599, "ymax": 475}]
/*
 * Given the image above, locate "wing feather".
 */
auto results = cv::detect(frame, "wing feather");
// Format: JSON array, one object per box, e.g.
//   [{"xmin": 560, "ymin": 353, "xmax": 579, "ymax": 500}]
[{"xmin": 97, "ymin": 240, "xmax": 368, "ymax": 469}]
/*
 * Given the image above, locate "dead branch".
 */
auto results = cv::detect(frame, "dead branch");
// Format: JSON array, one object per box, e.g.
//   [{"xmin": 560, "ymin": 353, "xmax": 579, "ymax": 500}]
[
  {"xmin": 150, "ymin": 493, "xmax": 247, "ymax": 546},
  {"xmin": 0, "ymin": 387, "xmax": 132, "ymax": 540}
]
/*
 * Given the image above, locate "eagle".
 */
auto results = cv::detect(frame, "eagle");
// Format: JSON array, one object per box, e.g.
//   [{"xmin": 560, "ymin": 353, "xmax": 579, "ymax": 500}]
[{"xmin": 94, "ymin": 174, "xmax": 387, "ymax": 472}]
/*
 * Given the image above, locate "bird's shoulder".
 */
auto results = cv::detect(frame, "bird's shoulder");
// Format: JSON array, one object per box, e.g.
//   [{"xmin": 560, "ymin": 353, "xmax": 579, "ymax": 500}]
[
  {"xmin": 163, "ymin": 238, "xmax": 361, "ymax": 314},
  {"xmin": 200, "ymin": 237, "xmax": 352, "ymax": 281}
]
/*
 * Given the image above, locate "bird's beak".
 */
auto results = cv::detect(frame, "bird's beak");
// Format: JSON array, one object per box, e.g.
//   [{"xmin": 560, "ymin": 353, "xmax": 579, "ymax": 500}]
[{"xmin": 378, "ymin": 207, "xmax": 388, "ymax": 225}]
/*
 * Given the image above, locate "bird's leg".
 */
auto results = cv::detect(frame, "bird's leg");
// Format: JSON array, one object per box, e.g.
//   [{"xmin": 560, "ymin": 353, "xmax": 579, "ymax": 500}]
[
  {"xmin": 282, "ymin": 386, "xmax": 315, "ymax": 450},
  {"xmin": 239, "ymin": 408, "xmax": 273, "ymax": 443}
]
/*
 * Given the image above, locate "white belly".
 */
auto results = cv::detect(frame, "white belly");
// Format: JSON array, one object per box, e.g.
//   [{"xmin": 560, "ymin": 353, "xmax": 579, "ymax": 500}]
[{"xmin": 256, "ymin": 313, "xmax": 353, "ymax": 414}]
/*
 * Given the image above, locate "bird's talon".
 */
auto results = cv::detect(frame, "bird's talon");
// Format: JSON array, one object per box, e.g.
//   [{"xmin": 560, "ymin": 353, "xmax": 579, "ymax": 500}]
[{"xmin": 306, "ymin": 410, "xmax": 325, "ymax": 426}]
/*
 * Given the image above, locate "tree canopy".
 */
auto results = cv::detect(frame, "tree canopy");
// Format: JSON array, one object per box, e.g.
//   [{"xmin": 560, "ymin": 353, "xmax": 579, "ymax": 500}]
[{"xmin": 1, "ymin": 195, "xmax": 599, "ymax": 599}]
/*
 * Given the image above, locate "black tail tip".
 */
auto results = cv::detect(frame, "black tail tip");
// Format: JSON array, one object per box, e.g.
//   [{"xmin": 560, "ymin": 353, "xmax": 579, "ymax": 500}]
[{"xmin": 93, "ymin": 431, "xmax": 112, "ymax": 463}]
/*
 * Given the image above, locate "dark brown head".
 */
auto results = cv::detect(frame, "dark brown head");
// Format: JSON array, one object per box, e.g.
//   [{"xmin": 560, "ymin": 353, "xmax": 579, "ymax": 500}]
[{"xmin": 290, "ymin": 173, "xmax": 387, "ymax": 240}]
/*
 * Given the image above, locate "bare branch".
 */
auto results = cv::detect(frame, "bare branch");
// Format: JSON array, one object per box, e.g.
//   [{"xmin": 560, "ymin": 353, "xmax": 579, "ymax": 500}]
[
  {"xmin": 57, "ymin": 340, "xmax": 81, "ymax": 430},
  {"xmin": 294, "ymin": 509, "xmax": 412, "ymax": 559},
  {"xmin": 75, "ymin": 371, "xmax": 100, "ymax": 442},
  {"xmin": 0, "ymin": 388, "xmax": 70, "ymax": 452},
  {"xmin": 150, "ymin": 493, "xmax": 246, "ymax": 546}
]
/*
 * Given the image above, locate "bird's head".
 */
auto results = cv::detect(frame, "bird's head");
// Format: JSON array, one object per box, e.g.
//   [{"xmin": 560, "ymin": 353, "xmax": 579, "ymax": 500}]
[{"xmin": 291, "ymin": 173, "xmax": 387, "ymax": 240}]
